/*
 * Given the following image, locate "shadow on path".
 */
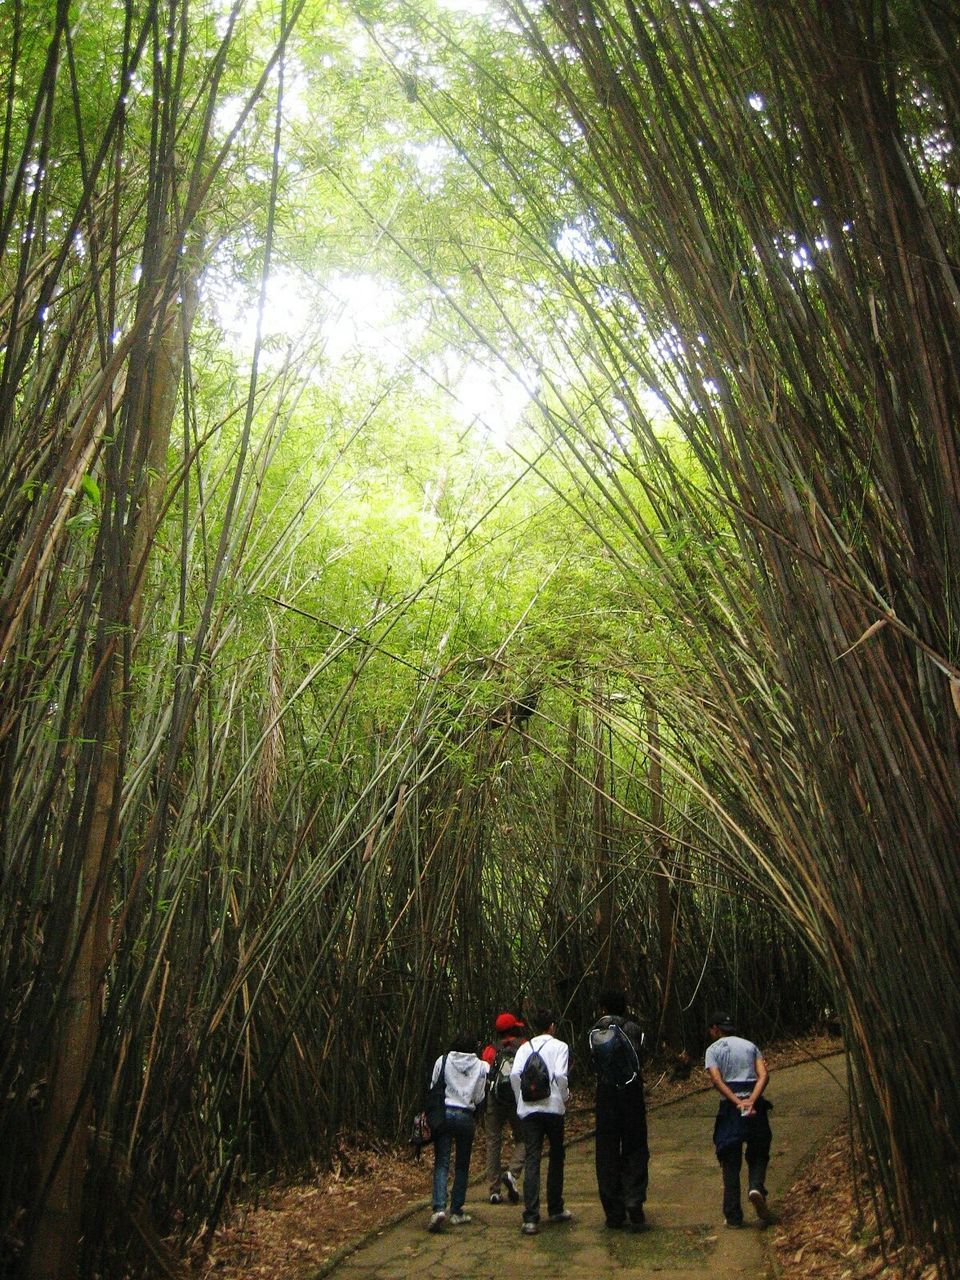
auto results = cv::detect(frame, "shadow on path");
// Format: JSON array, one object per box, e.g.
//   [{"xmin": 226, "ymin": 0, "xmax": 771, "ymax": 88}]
[{"xmin": 324, "ymin": 1054, "xmax": 847, "ymax": 1280}]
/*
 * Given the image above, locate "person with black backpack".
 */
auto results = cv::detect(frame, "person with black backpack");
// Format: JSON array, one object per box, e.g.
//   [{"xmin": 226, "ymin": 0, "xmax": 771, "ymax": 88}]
[
  {"xmin": 587, "ymin": 988, "xmax": 649, "ymax": 1231},
  {"xmin": 480, "ymin": 1011, "xmax": 527, "ymax": 1204},
  {"xmin": 509, "ymin": 1007, "xmax": 572, "ymax": 1236}
]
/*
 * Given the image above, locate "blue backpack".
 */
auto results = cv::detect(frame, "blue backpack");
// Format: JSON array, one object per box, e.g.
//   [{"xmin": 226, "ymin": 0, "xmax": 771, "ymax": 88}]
[{"xmin": 588, "ymin": 1021, "xmax": 641, "ymax": 1088}]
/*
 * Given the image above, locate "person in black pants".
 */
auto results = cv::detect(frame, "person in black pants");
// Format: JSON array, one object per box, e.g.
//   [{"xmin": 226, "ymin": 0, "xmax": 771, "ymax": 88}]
[
  {"xmin": 509, "ymin": 1007, "xmax": 572, "ymax": 1236},
  {"xmin": 704, "ymin": 1011, "xmax": 773, "ymax": 1228},
  {"xmin": 590, "ymin": 989, "xmax": 649, "ymax": 1230}
]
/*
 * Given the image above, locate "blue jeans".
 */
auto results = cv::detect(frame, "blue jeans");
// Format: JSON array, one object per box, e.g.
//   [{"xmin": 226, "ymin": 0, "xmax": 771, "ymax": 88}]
[{"xmin": 432, "ymin": 1107, "xmax": 475, "ymax": 1213}]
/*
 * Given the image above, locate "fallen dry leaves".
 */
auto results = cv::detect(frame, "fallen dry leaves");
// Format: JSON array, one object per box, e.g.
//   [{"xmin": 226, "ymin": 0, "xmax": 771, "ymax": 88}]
[
  {"xmin": 189, "ymin": 1150, "xmax": 426, "ymax": 1280},
  {"xmin": 771, "ymin": 1127, "xmax": 938, "ymax": 1280},
  {"xmin": 189, "ymin": 1102, "xmax": 601, "ymax": 1280}
]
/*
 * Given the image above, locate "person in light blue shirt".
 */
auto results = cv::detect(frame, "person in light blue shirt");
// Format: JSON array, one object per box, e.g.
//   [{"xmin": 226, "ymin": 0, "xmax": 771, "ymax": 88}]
[{"xmin": 704, "ymin": 1011, "xmax": 773, "ymax": 1228}]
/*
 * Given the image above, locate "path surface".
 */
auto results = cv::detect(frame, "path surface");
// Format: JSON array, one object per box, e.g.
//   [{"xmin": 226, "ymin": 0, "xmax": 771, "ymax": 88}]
[{"xmin": 328, "ymin": 1054, "xmax": 847, "ymax": 1279}]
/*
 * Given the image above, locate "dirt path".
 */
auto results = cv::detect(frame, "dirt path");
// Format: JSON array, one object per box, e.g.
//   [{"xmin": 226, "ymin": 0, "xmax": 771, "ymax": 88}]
[{"xmin": 323, "ymin": 1053, "xmax": 847, "ymax": 1280}]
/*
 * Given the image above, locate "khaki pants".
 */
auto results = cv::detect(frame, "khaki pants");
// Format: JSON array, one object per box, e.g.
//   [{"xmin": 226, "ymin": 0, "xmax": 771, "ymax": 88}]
[{"xmin": 485, "ymin": 1093, "xmax": 525, "ymax": 1196}]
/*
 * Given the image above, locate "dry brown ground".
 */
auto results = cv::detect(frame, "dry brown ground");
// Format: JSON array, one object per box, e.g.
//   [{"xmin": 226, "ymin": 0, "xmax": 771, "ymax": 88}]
[
  {"xmin": 770, "ymin": 1126, "xmax": 936, "ymax": 1280},
  {"xmin": 187, "ymin": 1032, "xmax": 934, "ymax": 1280},
  {"xmin": 187, "ymin": 1151, "xmax": 426, "ymax": 1280},
  {"xmin": 187, "ymin": 1099, "xmax": 600, "ymax": 1279}
]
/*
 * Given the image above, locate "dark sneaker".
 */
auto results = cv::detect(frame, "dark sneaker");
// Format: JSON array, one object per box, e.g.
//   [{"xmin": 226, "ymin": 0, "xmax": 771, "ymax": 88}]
[
  {"xmin": 548, "ymin": 1209, "xmax": 573, "ymax": 1223},
  {"xmin": 724, "ymin": 1217, "xmax": 743, "ymax": 1229},
  {"xmin": 521, "ymin": 1221, "xmax": 539, "ymax": 1235},
  {"xmin": 489, "ymin": 1192, "xmax": 503, "ymax": 1204},
  {"xmin": 428, "ymin": 1211, "xmax": 446, "ymax": 1232},
  {"xmin": 749, "ymin": 1188, "xmax": 771, "ymax": 1223},
  {"xmin": 628, "ymin": 1208, "xmax": 647, "ymax": 1232},
  {"xmin": 503, "ymin": 1170, "xmax": 521, "ymax": 1203},
  {"xmin": 605, "ymin": 1218, "xmax": 626, "ymax": 1229}
]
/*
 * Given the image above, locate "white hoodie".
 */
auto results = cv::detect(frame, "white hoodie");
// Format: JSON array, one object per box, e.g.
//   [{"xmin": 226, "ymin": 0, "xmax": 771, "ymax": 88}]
[{"xmin": 431, "ymin": 1050, "xmax": 489, "ymax": 1111}]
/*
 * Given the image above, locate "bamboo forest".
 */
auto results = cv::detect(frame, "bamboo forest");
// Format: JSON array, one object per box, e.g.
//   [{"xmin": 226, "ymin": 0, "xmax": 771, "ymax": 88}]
[{"xmin": 1, "ymin": 0, "xmax": 957, "ymax": 1275}]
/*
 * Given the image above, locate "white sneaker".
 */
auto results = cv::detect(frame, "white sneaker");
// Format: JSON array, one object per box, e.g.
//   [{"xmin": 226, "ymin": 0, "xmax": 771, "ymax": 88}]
[
  {"xmin": 489, "ymin": 1192, "xmax": 503, "ymax": 1204},
  {"xmin": 521, "ymin": 1221, "xmax": 539, "ymax": 1235},
  {"xmin": 749, "ymin": 1188, "xmax": 771, "ymax": 1223},
  {"xmin": 428, "ymin": 1211, "xmax": 446, "ymax": 1232},
  {"xmin": 449, "ymin": 1212, "xmax": 472, "ymax": 1225},
  {"xmin": 503, "ymin": 1170, "xmax": 520, "ymax": 1203}
]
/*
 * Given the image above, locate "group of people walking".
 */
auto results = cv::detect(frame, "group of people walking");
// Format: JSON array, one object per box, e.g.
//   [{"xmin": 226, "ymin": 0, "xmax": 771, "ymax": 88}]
[
  {"xmin": 426, "ymin": 1005, "xmax": 575, "ymax": 1234},
  {"xmin": 425, "ymin": 996, "xmax": 772, "ymax": 1237}
]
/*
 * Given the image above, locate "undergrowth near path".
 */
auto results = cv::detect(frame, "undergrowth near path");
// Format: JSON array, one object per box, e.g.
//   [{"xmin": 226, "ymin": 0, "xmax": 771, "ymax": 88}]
[{"xmin": 772, "ymin": 1127, "xmax": 937, "ymax": 1280}]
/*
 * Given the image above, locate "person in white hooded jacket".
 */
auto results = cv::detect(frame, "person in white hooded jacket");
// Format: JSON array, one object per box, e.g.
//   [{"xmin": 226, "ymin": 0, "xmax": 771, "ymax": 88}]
[{"xmin": 427, "ymin": 1032, "xmax": 489, "ymax": 1232}]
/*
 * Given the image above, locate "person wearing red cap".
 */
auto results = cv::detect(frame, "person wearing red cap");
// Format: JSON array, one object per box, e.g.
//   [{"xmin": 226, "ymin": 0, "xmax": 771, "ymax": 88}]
[{"xmin": 480, "ymin": 1012, "xmax": 527, "ymax": 1203}]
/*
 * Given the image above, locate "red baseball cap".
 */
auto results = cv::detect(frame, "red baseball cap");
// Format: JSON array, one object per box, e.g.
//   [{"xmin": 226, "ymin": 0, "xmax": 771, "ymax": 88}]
[{"xmin": 495, "ymin": 1012, "xmax": 524, "ymax": 1032}]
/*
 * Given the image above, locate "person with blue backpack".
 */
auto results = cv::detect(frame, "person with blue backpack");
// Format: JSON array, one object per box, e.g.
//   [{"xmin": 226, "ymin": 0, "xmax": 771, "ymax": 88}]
[
  {"xmin": 587, "ymin": 988, "xmax": 649, "ymax": 1231},
  {"xmin": 510, "ymin": 1007, "xmax": 572, "ymax": 1235}
]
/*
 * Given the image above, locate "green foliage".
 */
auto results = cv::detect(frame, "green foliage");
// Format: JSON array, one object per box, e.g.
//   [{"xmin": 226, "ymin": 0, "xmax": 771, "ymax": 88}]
[{"xmin": 13, "ymin": 0, "xmax": 949, "ymax": 1274}]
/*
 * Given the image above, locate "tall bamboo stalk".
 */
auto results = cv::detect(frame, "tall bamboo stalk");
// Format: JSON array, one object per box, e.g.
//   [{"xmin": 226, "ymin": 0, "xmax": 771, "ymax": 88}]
[{"xmin": 488, "ymin": 0, "xmax": 960, "ymax": 1265}]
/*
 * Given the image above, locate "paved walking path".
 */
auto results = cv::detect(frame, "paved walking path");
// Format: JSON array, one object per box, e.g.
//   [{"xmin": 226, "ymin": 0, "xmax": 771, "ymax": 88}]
[{"xmin": 328, "ymin": 1053, "xmax": 847, "ymax": 1279}]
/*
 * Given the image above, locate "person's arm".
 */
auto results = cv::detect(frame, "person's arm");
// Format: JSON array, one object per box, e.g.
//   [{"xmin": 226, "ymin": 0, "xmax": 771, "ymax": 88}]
[
  {"xmin": 743, "ymin": 1055, "xmax": 768, "ymax": 1113},
  {"xmin": 707, "ymin": 1054, "xmax": 769, "ymax": 1114},
  {"xmin": 554, "ymin": 1040, "xmax": 570, "ymax": 1102},
  {"xmin": 625, "ymin": 1018, "xmax": 644, "ymax": 1051},
  {"xmin": 707, "ymin": 1064, "xmax": 746, "ymax": 1107},
  {"xmin": 472, "ymin": 1059, "xmax": 490, "ymax": 1105}
]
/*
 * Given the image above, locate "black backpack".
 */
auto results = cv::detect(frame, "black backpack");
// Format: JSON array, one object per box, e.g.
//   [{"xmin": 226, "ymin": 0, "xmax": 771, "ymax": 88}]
[
  {"xmin": 588, "ymin": 1020, "xmax": 641, "ymax": 1088},
  {"xmin": 519, "ymin": 1037, "xmax": 552, "ymax": 1102},
  {"xmin": 424, "ymin": 1054, "xmax": 448, "ymax": 1134},
  {"xmin": 489, "ymin": 1047, "xmax": 517, "ymax": 1105}
]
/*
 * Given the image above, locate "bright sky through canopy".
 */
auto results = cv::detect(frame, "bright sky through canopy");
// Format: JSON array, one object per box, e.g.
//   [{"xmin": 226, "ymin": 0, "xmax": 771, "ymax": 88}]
[{"xmin": 211, "ymin": 264, "xmax": 531, "ymax": 442}]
